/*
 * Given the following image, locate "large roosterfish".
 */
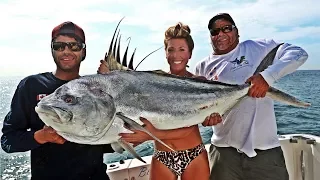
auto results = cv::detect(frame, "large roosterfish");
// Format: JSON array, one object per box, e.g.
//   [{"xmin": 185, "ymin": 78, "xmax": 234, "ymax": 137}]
[{"xmin": 35, "ymin": 18, "xmax": 311, "ymax": 163}]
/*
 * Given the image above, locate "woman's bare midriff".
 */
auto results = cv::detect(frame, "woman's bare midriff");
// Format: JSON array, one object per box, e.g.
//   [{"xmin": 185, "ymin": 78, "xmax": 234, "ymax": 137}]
[{"xmin": 154, "ymin": 125, "xmax": 203, "ymax": 151}]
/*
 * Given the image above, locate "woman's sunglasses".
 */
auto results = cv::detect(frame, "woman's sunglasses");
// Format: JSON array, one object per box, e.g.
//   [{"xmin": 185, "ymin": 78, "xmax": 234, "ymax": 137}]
[
  {"xmin": 51, "ymin": 42, "xmax": 85, "ymax": 52},
  {"xmin": 209, "ymin": 25, "xmax": 236, "ymax": 36}
]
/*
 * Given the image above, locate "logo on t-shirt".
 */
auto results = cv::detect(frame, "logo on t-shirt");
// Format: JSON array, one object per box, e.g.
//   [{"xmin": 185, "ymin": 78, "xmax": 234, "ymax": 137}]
[
  {"xmin": 231, "ymin": 56, "xmax": 249, "ymax": 70},
  {"xmin": 37, "ymin": 94, "xmax": 48, "ymax": 101}
]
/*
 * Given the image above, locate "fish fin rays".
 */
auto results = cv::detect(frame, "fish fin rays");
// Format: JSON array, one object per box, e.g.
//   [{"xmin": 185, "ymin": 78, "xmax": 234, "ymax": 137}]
[
  {"xmin": 104, "ymin": 17, "xmax": 130, "ymax": 71},
  {"xmin": 104, "ymin": 17, "xmax": 162, "ymax": 71},
  {"xmin": 134, "ymin": 46, "xmax": 164, "ymax": 71},
  {"xmin": 116, "ymin": 139, "xmax": 147, "ymax": 164},
  {"xmin": 116, "ymin": 112, "xmax": 175, "ymax": 152}
]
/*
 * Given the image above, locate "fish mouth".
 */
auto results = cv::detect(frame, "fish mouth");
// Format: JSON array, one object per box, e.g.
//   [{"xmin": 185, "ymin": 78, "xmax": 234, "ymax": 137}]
[
  {"xmin": 35, "ymin": 105, "xmax": 62, "ymax": 123},
  {"xmin": 51, "ymin": 105, "xmax": 73, "ymax": 122},
  {"xmin": 35, "ymin": 105, "xmax": 73, "ymax": 124}
]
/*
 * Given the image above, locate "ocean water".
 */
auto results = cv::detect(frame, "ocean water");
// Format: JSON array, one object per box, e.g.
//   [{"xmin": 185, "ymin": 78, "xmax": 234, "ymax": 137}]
[{"xmin": 0, "ymin": 70, "xmax": 319, "ymax": 179}]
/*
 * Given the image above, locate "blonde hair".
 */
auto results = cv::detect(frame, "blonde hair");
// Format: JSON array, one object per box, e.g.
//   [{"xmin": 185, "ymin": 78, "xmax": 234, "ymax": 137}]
[{"xmin": 164, "ymin": 22, "xmax": 194, "ymax": 53}]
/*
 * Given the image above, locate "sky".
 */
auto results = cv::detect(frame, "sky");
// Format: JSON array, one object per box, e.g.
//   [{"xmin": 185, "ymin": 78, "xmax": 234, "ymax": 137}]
[{"xmin": 0, "ymin": 0, "xmax": 319, "ymax": 77}]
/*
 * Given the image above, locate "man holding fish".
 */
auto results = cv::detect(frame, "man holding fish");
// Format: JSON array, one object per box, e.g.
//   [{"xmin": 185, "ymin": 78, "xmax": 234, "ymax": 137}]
[
  {"xmin": 1, "ymin": 21, "xmax": 112, "ymax": 180},
  {"xmin": 14, "ymin": 14, "xmax": 308, "ymax": 180},
  {"xmin": 195, "ymin": 13, "xmax": 308, "ymax": 180}
]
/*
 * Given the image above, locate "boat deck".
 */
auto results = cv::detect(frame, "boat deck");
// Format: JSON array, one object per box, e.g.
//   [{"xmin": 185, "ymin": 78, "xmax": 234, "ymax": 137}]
[{"xmin": 106, "ymin": 134, "xmax": 320, "ymax": 180}]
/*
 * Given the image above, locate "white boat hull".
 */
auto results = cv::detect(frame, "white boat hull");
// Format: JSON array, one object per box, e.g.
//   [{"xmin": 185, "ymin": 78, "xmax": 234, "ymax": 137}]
[
  {"xmin": 106, "ymin": 134, "xmax": 320, "ymax": 180},
  {"xmin": 279, "ymin": 134, "xmax": 320, "ymax": 180}
]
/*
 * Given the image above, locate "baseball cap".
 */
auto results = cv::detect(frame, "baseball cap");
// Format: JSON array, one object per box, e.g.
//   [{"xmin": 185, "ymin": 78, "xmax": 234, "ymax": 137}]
[
  {"xmin": 51, "ymin": 21, "xmax": 85, "ymax": 43},
  {"xmin": 208, "ymin": 13, "xmax": 236, "ymax": 30}
]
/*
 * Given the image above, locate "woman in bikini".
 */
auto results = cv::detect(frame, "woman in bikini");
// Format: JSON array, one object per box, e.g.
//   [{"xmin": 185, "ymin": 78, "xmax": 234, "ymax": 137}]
[{"xmin": 116, "ymin": 22, "xmax": 222, "ymax": 180}]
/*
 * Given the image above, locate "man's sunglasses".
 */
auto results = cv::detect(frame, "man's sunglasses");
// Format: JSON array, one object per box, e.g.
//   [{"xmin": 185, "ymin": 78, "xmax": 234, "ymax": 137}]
[
  {"xmin": 209, "ymin": 25, "xmax": 236, "ymax": 36},
  {"xmin": 51, "ymin": 42, "xmax": 85, "ymax": 52}
]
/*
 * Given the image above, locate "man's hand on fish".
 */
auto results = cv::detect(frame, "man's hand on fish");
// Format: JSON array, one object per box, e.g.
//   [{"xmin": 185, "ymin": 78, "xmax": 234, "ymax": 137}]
[
  {"xmin": 34, "ymin": 125, "xmax": 66, "ymax": 144},
  {"xmin": 246, "ymin": 74, "xmax": 270, "ymax": 98},
  {"xmin": 119, "ymin": 117, "xmax": 157, "ymax": 145},
  {"xmin": 97, "ymin": 59, "xmax": 110, "ymax": 74},
  {"xmin": 202, "ymin": 113, "xmax": 222, "ymax": 127}
]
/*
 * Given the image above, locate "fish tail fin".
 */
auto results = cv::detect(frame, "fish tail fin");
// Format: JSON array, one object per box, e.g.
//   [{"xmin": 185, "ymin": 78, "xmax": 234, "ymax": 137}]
[
  {"xmin": 251, "ymin": 43, "xmax": 311, "ymax": 107},
  {"xmin": 253, "ymin": 43, "xmax": 284, "ymax": 75},
  {"xmin": 266, "ymin": 87, "xmax": 311, "ymax": 107}
]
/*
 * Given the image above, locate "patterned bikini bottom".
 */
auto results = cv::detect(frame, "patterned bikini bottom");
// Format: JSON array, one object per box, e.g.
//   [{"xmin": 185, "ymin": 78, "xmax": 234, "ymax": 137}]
[{"xmin": 153, "ymin": 143, "xmax": 206, "ymax": 176}]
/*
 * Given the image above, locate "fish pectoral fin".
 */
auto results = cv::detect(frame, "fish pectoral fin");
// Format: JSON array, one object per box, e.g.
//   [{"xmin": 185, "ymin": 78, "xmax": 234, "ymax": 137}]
[
  {"xmin": 111, "ymin": 142, "xmax": 124, "ymax": 153},
  {"xmin": 117, "ymin": 139, "xmax": 146, "ymax": 164},
  {"xmin": 116, "ymin": 112, "xmax": 175, "ymax": 152}
]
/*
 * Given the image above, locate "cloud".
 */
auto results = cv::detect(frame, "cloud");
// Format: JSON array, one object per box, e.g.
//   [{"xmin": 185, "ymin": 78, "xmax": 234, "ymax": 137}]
[
  {"xmin": 0, "ymin": 46, "xmax": 55, "ymax": 77},
  {"xmin": 0, "ymin": 0, "xmax": 319, "ymax": 77},
  {"xmin": 298, "ymin": 43, "xmax": 320, "ymax": 70}
]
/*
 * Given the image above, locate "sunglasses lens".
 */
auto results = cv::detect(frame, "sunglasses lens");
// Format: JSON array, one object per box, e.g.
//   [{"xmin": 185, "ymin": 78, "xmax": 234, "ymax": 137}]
[
  {"xmin": 222, "ymin": 25, "xmax": 233, "ymax": 33},
  {"xmin": 210, "ymin": 29, "xmax": 220, "ymax": 36},
  {"xmin": 69, "ymin": 42, "xmax": 83, "ymax": 51},
  {"xmin": 210, "ymin": 25, "xmax": 234, "ymax": 36},
  {"xmin": 52, "ymin": 42, "xmax": 84, "ymax": 52},
  {"xmin": 52, "ymin": 42, "xmax": 66, "ymax": 51}
]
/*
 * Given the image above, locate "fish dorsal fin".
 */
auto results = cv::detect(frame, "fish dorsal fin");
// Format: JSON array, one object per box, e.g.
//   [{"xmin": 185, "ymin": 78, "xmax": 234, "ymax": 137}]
[
  {"xmin": 104, "ymin": 18, "xmax": 163, "ymax": 71},
  {"xmin": 254, "ymin": 43, "xmax": 284, "ymax": 74},
  {"xmin": 133, "ymin": 46, "xmax": 163, "ymax": 71},
  {"xmin": 105, "ymin": 17, "xmax": 131, "ymax": 71}
]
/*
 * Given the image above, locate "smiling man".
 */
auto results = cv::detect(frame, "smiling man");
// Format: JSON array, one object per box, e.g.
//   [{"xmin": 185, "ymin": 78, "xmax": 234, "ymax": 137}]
[
  {"xmin": 195, "ymin": 13, "xmax": 308, "ymax": 180},
  {"xmin": 1, "ymin": 21, "xmax": 112, "ymax": 180}
]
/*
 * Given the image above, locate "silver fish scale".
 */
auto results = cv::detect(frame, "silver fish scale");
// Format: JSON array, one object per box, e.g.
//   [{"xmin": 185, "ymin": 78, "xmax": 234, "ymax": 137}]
[{"xmin": 80, "ymin": 71, "xmax": 249, "ymax": 124}]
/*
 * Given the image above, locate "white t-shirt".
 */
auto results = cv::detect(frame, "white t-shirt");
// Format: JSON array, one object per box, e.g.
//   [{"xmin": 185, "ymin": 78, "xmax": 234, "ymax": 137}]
[{"xmin": 195, "ymin": 39, "xmax": 308, "ymax": 157}]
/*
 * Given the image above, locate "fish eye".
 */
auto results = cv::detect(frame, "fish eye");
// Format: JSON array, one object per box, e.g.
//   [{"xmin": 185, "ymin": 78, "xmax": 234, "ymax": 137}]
[{"xmin": 62, "ymin": 95, "xmax": 77, "ymax": 104}]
